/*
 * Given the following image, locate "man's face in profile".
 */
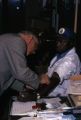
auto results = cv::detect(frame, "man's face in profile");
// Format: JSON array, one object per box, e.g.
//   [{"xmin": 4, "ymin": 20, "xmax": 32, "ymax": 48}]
[
  {"xmin": 56, "ymin": 37, "xmax": 70, "ymax": 54},
  {"xmin": 27, "ymin": 36, "xmax": 39, "ymax": 56}
]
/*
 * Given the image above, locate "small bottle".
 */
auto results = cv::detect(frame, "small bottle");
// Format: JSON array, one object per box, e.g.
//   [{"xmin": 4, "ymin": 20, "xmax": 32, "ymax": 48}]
[
  {"xmin": 36, "ymin": 93, "xmax": 46, "ymax": 110},
  {"xmin": 32, "ymin": 93, "xmax": 41, "ymax": 110},
  {"xmin": 36, "ymin": 93, "xmax": 41, "ymax": 104}
]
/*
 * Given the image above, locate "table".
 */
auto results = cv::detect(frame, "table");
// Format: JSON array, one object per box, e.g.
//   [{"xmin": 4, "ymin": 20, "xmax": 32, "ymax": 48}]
[{"xmin": 8, "ymin": 96, "xmax": 77, "ymax": 120}]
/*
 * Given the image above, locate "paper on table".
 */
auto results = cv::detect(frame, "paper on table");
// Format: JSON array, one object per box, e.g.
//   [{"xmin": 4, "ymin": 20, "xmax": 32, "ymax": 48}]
[
  {"xmin": 37, "ymin": 112, "xmax": 63, "ymax": 118},
  {"xmin": 68, "ymin": 79, "xmax": 81, "ymax": 95},
  {"xmin": 18, "ymin": 117, "xmax": 44, "ymax": 120},
  {"xmin": 18, "ymin": 113, "xmax": 63, "ymax": 120},
  {"xmin": 18, "ymin": 114, "xmax": 76, "ymax": 120},
  {"xmin": 10, "ymin": 101, "xmax": 36, "ymax": 116},
  {"xmin": 43, "ymin": 97, "xmax": 61, "ymax": 103},
  {"xmin": 43, "ymin": 97, "xmax": 62, "ymax": 108}
]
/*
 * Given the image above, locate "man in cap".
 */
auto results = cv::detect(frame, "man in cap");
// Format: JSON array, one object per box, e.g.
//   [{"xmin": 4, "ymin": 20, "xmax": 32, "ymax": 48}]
[
  {"xmin": 45, "ymin": 27, "xmax": 81, "ymax": 97},
  {"xmin": 18, "ymin": 27, "xmax": 81, "ymax": 101}
]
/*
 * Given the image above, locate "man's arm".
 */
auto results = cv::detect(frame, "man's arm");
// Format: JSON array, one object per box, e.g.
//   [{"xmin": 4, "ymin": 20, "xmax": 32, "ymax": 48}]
[
  {"xmin": 25, "ymin": 72, "xmax": 60, "ymax": 96},
  {"xmin": 17, "ymin": 72, "xmax": 60, "ymax": 102},
  {"xmin": 37, "ymin": 72, "xmax": 60, "ymax": 97}
]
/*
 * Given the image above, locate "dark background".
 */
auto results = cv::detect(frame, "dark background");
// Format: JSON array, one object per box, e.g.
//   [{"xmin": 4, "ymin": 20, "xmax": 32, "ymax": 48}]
[
  {"xmin": 1, "ymin": 0, "xmax": 80, "ymax": 32},
  {"xmin": 0, "ymin": 0, "xmax": 81, "ymax": 71}
]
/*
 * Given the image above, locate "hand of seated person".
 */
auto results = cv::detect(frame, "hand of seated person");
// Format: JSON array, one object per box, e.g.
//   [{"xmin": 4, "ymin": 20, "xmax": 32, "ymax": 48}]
[{"xmin": 40, "ymin": 74, "xmax": 50, "ymax": 85}]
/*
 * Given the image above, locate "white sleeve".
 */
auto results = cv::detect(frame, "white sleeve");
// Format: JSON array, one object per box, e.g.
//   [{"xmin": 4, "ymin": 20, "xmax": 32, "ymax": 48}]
[{"xmin": 47, "ymin": 55, "xmax": 80, "ymax": 83}]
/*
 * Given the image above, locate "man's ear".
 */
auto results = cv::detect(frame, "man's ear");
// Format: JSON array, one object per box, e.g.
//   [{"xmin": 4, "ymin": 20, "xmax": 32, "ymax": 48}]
[
  {"xmin": 25, "ymin": 35, "xmax": 32, "ymax": 44},
  {"xmin": 26, "ymin": 34, "xmax": 32, "ymax": 40},
  {"xmin": 19, "ymin": 33, "xmax": 32, "ymax": 42}
]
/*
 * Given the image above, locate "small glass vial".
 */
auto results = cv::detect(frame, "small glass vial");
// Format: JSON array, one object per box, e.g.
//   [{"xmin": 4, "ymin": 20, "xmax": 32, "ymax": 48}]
[
  {"xmin": 36, "ymin": 93, "xmax": 46, "ymax": 110},
  {"xmin": 36, "ymin": 93, "xmax": 41, "ymax": 105}
]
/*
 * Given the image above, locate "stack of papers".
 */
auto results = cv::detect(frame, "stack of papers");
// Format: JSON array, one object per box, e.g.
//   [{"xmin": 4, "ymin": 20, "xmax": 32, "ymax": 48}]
[
  {"xmin": 67, "ymin": 78, "xmax": 81, "ymax": 107},
  {"xmin": 17, "ymin": 113, "xmax": 63, "ymax": 120},
  {"xmin": 10, "ymin": 101, "xmax": 37, "ymax": 116},
  {"xmin": 68, "ymin": 79, "xmax": 81, "ymax": 95},
  {"xmin": 43, "ymin": 97, "xmax": 68, "ymax": 109},
  {"xmin": 17, "ymin": 114, "xmax": 76, "ymax": 120},
  {"xmin": 10, "ymin": 97, "xmax": 68, "ymax": 117}
]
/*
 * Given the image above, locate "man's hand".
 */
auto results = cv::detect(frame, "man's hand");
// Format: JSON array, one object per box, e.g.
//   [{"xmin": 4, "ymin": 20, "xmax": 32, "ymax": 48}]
[
  {"xmin": 40, "ymin": 74, "xmax": 50, "ymax": 85},
  {"xmin": 25, "ymin": 85, "xmax": 34, "ymax": 90}
]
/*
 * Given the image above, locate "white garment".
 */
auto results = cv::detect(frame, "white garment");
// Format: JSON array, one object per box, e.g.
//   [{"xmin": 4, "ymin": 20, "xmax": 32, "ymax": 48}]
[{"xmin": 46, "ymin": 47, "xmax": 81, "ymax": 96}]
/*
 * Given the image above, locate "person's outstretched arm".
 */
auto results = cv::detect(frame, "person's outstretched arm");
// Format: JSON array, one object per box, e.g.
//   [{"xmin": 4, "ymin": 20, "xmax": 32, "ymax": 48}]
[
  {"xmin": 37, "ymin": 72, "xmax": 60, "ymax": 97},
  {"xmin": 17, "ymin": 72, "xmax": 60, "ymax": 102}
]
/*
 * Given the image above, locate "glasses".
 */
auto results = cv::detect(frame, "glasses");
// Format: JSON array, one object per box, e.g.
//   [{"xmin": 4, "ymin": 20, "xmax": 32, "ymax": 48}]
[
  {"xmin": 28, "ymin": 37, "xmax": 34, "ymax": 46},
  {"xmin": 28, "ymin": 36, "xmax": 39, "ymax": 50}
]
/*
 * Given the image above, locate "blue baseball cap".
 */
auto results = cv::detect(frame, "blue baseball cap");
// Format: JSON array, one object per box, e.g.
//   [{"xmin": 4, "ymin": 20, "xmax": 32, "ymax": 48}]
[{"xmin": 57, "ymin": 27, "xmax": 75, "ymax": 41}]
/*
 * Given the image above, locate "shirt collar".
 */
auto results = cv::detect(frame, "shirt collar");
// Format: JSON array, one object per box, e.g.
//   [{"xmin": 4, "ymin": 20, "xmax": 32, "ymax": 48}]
[{"xmin": 57, "ymin": 47, "xmax": 75, "ymax": 58}]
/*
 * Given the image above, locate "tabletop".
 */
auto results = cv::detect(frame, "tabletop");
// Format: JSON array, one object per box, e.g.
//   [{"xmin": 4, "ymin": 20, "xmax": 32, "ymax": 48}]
[{"xmin": 8, "ymin": 96, "xmax": 79, "ymax": 120}]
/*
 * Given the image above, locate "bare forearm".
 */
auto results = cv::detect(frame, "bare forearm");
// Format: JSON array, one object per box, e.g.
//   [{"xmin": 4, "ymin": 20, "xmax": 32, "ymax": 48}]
[{"xmin": 37, "ymin": 72, "xmax": 60, "ymax": 97}]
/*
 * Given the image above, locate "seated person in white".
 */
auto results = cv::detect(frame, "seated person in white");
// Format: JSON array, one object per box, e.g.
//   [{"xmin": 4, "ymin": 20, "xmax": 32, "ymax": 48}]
[{"xmin": 18, "ymin": 27, "xmax": 81, "ymax": 101}]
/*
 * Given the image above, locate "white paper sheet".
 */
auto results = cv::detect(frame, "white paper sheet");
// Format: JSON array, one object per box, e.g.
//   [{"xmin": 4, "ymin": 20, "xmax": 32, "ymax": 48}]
[
  {"xmin": 18, "ymin": 113, "xmax": 63, "ymax": 120},
  {"xmin": 43, "ymin": 97, "xmax": 62, "ymax": 108},
  {"xmin": 10, "ymin": 101, "xmax": 36, "ymax": 116},
  {"xmin": 18, "ymin": 117, "xmax": 43, "ymax": 120}
]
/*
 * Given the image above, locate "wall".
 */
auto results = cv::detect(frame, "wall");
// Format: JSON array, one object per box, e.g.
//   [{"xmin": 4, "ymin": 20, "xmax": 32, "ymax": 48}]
[{"xmin": 0, "ymin": 0, "xmax": 2, "ymax": 34}]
